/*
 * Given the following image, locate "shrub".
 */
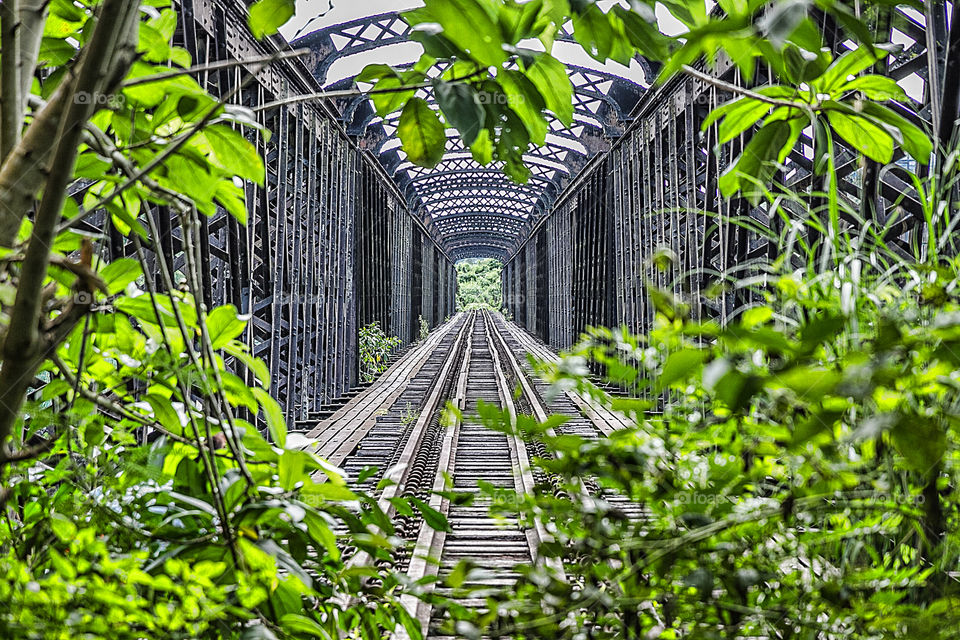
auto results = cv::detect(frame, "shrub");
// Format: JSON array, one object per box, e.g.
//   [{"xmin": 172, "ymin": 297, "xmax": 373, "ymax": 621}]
[{"xmin": 359, "ymin": 321, "xmax": 402, "ymax": 383}]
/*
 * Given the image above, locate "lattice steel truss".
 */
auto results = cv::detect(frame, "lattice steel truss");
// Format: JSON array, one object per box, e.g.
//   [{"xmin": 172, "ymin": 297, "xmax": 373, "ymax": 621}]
[
  {"xmin": 504, "ymin": 5, "xmax": 943, "ymax": 353},
  {"xmin": 85, "ymin": 1, "xmax": 458, "ymax": 425},
  {"xmin": 294, "ymin": 13, "xmax": 648, "ymax": 261}
]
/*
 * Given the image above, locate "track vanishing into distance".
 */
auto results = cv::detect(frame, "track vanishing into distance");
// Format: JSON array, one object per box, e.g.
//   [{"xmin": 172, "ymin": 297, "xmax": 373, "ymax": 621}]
[{"xmin": 300, "ymin": 311, "xmax": 639, "ymax": 638}]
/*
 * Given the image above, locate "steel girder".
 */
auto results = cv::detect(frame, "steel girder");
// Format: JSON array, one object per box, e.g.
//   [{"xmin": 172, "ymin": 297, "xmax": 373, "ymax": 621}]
[{"xmin": 294, "ymin": 12, "xmax": 645, "ymax": 259}]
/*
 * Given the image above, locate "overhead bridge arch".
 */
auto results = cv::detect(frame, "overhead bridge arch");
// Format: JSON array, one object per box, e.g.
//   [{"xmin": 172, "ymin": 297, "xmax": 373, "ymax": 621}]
[{"xmin": 292, "ymin": 12, "xmax": 648, "ymax": 261}]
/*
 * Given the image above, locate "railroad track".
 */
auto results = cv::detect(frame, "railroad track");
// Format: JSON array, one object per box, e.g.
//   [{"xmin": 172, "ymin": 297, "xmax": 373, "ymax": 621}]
[
  {"xmin": 390, "ymin": 310, "xmax": 556, "ymax": 637},
  {"xmin": 326, "ymin": 311, "xmax": 643, "ymax": 637}
]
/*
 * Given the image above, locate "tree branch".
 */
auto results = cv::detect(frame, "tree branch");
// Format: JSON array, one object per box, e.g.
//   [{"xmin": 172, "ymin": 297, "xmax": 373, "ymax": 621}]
[
  {"xmin": 17, "ymin": 1, "xmax": 48, "ymax": 104},
  {"xmin": 0, "ymin": 0, "xmax": 142, "ymax": 463},
  {"xmin": 1, "ymin": 0, "xmax": 22, "ymax": 162},
  {"xmin": 681, "ymin": 64, "xmax": 809, "ymax": 109},
  {"xmin": 59, "ymin": 49, "xmax": 287, "ymax": 232}
]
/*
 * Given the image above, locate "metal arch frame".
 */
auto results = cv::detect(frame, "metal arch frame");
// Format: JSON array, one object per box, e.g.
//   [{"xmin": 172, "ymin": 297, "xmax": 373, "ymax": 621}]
[
  {"xmin": 400, "ymin": 157, "xmax": 567, "ymax": 180},
  {"xmin": 436, "ymin": 223, "xmax": 528, "ymax": 238},
  {"xmin": 295, "ymin": 11, "xmax": 657, "ymax": 87},
  {"xmin": 294, "ymin": 11, "xmax": 645, "ymax": 258},
  {"xmin": 438, "ymin": 223, "xmax": 528, "ymax": 242},
  {"xmin": 451, "ymin": 247, "xmax": 507, "ymax": 261},
  {"xmin": 382, "ymin": 132, "xmax": 591, "ymax": 170},
  {"xmin": 341, "ymin": 64, "xmax": 637, "ymax": 138},
  {"xmin": 397, "ymin": 160, "xmax": 568, "ymax": 191},
  {"xmin": 423, "ymin": 196, "xmax": 541, "ymax": 216},
  {"xmin": 434, "ymin": 212, "xmax": 529, "ymax": 231},
  {"xmin": 444, "ymin": 231, "xmax": 517, "ymax": 250},
  {"xmin": 432, "ymin": 210, "xmax": 533, "ymax": 224}
]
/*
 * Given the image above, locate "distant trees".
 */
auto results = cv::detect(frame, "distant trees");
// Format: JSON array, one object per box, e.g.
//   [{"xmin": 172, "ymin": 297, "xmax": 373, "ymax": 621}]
[{"xmin": 456, "ymin": 258, "xmax": 502, "ymax": 310}]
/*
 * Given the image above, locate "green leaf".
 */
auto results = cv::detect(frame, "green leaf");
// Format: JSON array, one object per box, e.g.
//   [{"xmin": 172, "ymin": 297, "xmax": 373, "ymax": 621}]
[
  {"xmin": 435, "ymin": 81, "xmax": 485, "ymax": 145},
  {"xmin": 470, "ymin": 128, "xmax": 494, "ymax": 165},
  {"xmin": 100, "ymin": 257, "xmax": 142, "ymax": 295},
  {"xmin": 819, "ymin": 44, "xmax": 890, "ymax": 91},
  {"xmin": 891, "ymin": 418, "xmax": 946, "ymax": 473},
  {"xmin": 145, "ymin": 393, "xmax": 183, "ymax": 435},
  {"xmin": 498, "ymin": 70, "xmax": 548, "ymax": 145},
  {"xmin": 572, "ymin": 4, "xmax": 615, "ymax": 62},
  {"xmin": 248, "ymin": 0, "xmax": 295, "ymax": 39},
  {"xmin": 421, "ymin": 0, "xmax": 508, "ymax": 66},
  {"xmin": 304, "ymin": 510, "xmax": 340, "ymax": 561},
  {"xmin": 356, "ymin": 64, "xmax": 400, "ymax": 83},
  {"xmin": 524, "ymin": 53, "xmax": 573, "ymax": 127},
  {"xmin": 369, "ymin": 75, "xmax": 417, "ymax": 118},
  {"xmin": 253, "ymin": 387, "xmax": 287, "ymax": 448},
  {"xmin": 758, "ymin": 0, "xmax": 810, "ymax": 48},
  {"xmin": 827, "ymin": 110, "xmax": 893, "ymax": 164},
  {"xmin": 840, "ymin": 75, "xmax": 907, "ymax": 102},
  {"xmin": 858, "ymin": 101, "xmax": 932, "ymax": 164},
  {"xmin": 658, "ymin": 348, "xmax": 708, "ymax": 390},
  {"xmin": 398, "ymin": 97, "xmax": 447, "ymax": 167},
  {"xmin": 716, "ymin": 97, "xmax": 773, "ymax": 144},
  {"xmin": 219, "ymin": 370, "xmax": 259, "ymax": 414},
  {"xmin": 718, "ymin": 120, "xmax": 793, "ymax": 201},
  {"xmin": 278, "ymin": 450, "xmax": 306, "ymax": 491},
  {"xmin": 224, "ymin": 342, "xmax": 271, "ymax": 390},
  {"xmin": 387, "ymin": 497, "xmax": 415, "ymax": 517},
  {"xmin": 205, "ymin": 125, "xmax": 265, "ymax": 186},
  {"xmin": 207, "ymin": 304, "xmax": 247, "ymax": 350},
  {"xmin": 410, "ymin": 497, "xmax": 451, "ymax": 532},
  {"xmin": 49, "ymin": 513, "xmax": 78, "ymax": 543},
  {"xmin": 216, "ymin": 180, "xmax": 248, "ymax": 224},
  {"xmin": 792, "ymin": 409, "xmax": 843, "ymax": 446},
  {"xmin": 614, "ymin": 5, "xmax": 669, "ymax": 60},
  {"xmin": 301, "ymin": 482, "xmax": 358, "ymax": 502},
  {"xmin": 279, "ymin": 614, "xmax": 326, "ymax": 638}
]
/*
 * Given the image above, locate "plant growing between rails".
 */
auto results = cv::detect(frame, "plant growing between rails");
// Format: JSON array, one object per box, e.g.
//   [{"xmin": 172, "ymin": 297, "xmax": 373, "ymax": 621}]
[
  {"xmin": 359, "ymin": 321, "xmax": 402, "ymax": 383},
  {"xmin": 400, "ymin": 403, "xmax": 421, "ymax": 428}
]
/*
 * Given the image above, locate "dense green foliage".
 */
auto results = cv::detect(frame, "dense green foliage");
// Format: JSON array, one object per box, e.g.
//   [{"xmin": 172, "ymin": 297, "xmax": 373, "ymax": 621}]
[
  {"xmin": 0, "ymin": 0, "xmax": 952, "ymax": 638},
  {"xmin": 456, "ymin": 258, "xmax": 503, "ymax": 310},
  {"xmin": 443, "ymin": 227, "xmax": 960, "ymax": 637},
  {"xmin": 0, "ymin": 2, "xmax": 431, "ymax": 638},
  {"xmin": 439, "ymin": 203, "xmax": 960, "ymax": 636}
]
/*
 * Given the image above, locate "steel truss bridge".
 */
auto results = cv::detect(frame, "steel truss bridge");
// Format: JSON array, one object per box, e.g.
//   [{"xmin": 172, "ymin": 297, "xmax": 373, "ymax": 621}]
[
  {"xmin": 105, "ymin": 2, "xmax": 946, "ymax": 633},
  {"xmin": 116, "ymin": 0, "xmax": 944, "ymax": 425}
]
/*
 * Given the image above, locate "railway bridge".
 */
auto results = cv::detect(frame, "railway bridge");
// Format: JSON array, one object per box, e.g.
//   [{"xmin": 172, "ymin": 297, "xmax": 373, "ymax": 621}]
[{"xmin": 108, "ymin": 2, "xmax": 943, "ymax": 634}]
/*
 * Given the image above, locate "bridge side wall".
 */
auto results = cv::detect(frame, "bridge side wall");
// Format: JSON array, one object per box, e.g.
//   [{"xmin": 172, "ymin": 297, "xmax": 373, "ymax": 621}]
[
  {"xmin": 145, "ymin": 1, "xmax": 455, "ymax": 424},
  {"xmin": 505, "ymin": 75, "xmax": 811, "ymax": 346},
  {"xmin": 508, "ymin": 7, "xmax": 938, "ymax": 347}
]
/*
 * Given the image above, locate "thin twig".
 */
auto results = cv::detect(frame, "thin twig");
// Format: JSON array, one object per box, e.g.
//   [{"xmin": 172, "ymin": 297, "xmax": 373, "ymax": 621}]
[
  {"xmin": 122, "ymin": 48, "xmax": 309, "ymax": 88},
  {"xmin": 253, "ymin": 69, "xmax": 488, "ymax": 112},
  {"xmin": 681, "ymin": 64, "xmax": 811, "ymax": 109}
]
